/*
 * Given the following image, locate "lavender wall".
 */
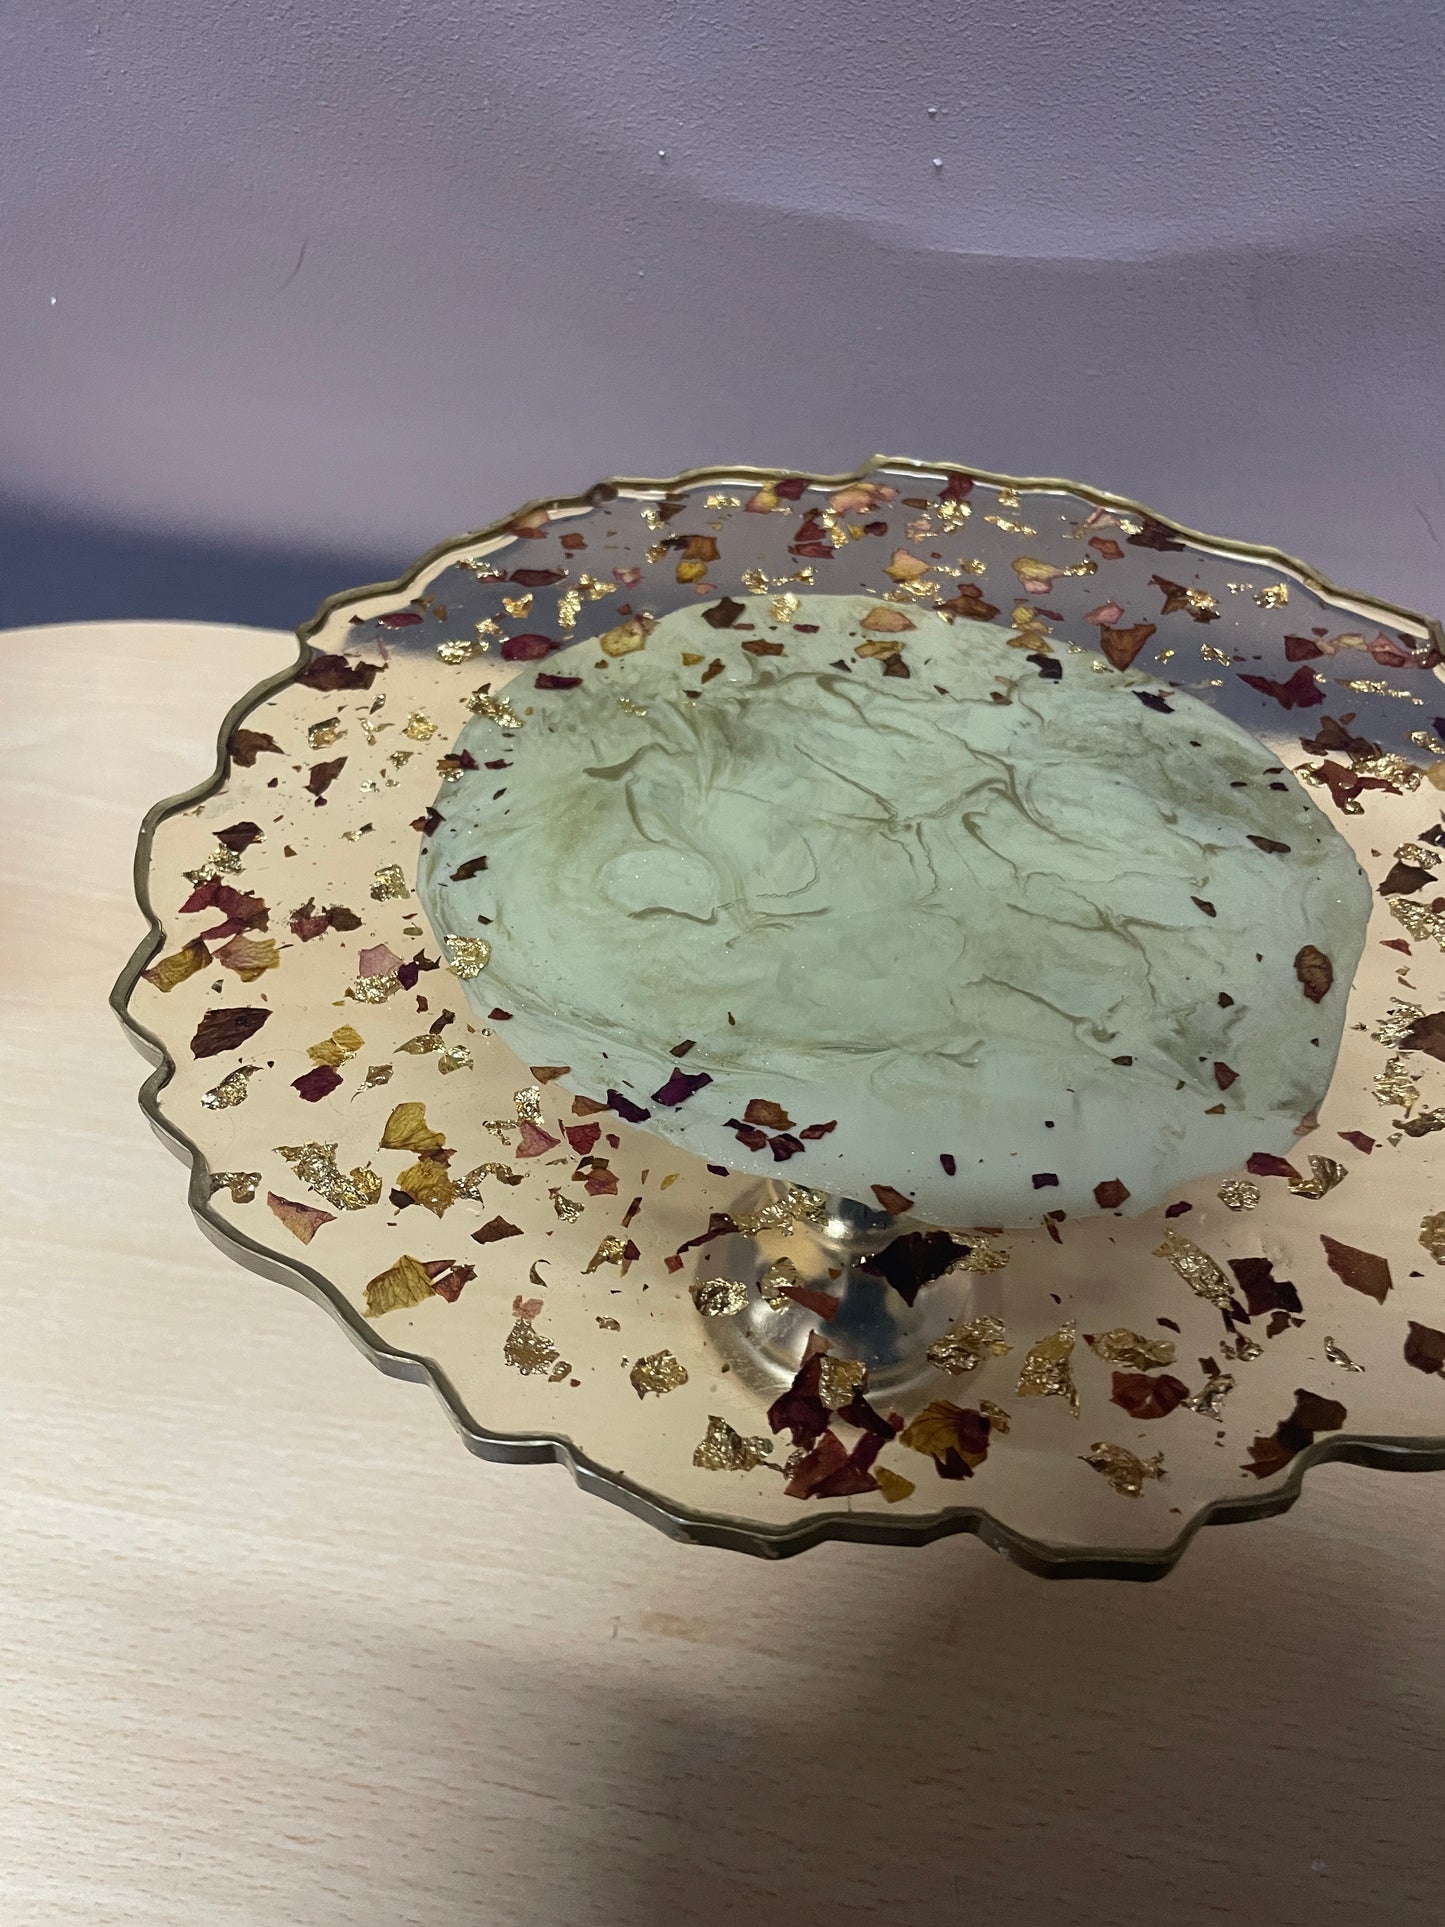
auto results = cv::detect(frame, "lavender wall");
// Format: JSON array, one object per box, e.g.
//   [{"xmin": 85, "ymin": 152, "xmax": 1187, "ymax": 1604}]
[{"xmin": 3, "ymin": 1, "xmax": 1442, "ymax": 629}]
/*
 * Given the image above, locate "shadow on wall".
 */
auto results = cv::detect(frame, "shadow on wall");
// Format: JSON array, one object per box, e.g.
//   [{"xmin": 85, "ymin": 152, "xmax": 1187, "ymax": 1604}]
[{"xmin": 0, "ymin": 502, "xmax": 410, "ymax": 635}]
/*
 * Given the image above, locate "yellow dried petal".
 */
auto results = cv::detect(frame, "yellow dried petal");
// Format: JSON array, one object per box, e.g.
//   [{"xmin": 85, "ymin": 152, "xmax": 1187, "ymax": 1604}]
[
  {"xmin": 363, "ymin": 1253, "xmax": 436, "ymax": 1317},
  {"xmin": 379, "ymin": 1100, "xmax": 447, "ymax": 1153}
]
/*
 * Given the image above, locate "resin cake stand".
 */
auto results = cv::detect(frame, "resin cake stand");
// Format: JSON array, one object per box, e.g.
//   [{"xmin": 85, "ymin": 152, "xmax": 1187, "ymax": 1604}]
[{"xmin": 114, "ymin": 458, "xmax": 1445, "ymax": 1577}]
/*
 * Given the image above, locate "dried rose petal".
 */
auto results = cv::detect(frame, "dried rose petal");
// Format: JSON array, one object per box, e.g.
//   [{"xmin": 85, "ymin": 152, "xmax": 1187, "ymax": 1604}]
[
  {"xmin": 1111, "ymin": 1371, "xmax": 1190, "ymax": 1420},
  {"xmin": 1320, "ymin": 1234, "xmax": 1392, "ymax": 1303},
  {"xmin": 1239, "ymin": 665, "xmax": 1325, "ymax": 711},
  {"xmin": 190, "ymin": 1007, "xmax": 271, "ymax": 1058},
  {"xmin": 501, "ymin": 633, "xmax": 558, "ymax": 661},
  {"xmin": 651, "ymin": 1068, "xmax": 714, "ymax": 1107},
  {"xmin": 1294, "ymin": 945, "xmax": 1334, "ymax": 1003},
  {"xmin": 293, "ymin": 1064, "xmax": 343, "ymax": 1103}
]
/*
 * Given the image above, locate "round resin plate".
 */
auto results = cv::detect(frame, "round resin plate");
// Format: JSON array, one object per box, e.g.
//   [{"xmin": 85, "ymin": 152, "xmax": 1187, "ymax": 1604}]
[{"xmin": 114, "ymin": 459, "xmax": 1445, "ymax": 1577}]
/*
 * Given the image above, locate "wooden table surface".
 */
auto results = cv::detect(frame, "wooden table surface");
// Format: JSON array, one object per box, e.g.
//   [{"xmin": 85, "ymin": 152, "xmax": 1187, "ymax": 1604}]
[{"xmin": 5, "ymin": 619, "xmax": 1445, "ymax": 1926}]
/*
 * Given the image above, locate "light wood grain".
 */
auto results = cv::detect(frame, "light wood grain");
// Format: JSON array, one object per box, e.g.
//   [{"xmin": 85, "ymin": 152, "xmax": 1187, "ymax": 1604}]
[{"xmin": 4, "ymin": 619, "xmax": 1445, "ymax": 1927}]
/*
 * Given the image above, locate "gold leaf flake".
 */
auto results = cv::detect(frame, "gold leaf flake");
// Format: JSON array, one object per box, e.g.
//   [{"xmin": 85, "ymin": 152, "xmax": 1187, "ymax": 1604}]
[
  {"xmin": 691, "ymin": 1278, "xmax": 748, "ymax": 1315},
  {"xmin": 1391, "ymin": 898, "xmax": 1445, "ymax": 948},
  {"xmin": 1254, "ymin": 582, "xmax": 1290, "ymax": 607},
  {"xmin": 1396, "ymin": 842, "xmax": 1440, "ymax": 869},
  {"xmin": 364, "ymin": 1253, "xmax": 437, "ymax": 1317},
  {"xmin": 1220, "ymin": 1333, "xmax": 1263, "ymax": 1363},
  {"xmin": 201, "ymin": 1065, "xmax": 260, "ymax": 1109},
  {"xmin": 550, "ymin": 1187, "xmax": 584, "ymax": 1222},
  {"xmin": 307, "ymin": 717, "xmax": 344, "ymax": 748},
  {"xmin": 598, "ymin": 615, "xmax": 652, "ymax": 657},
  {"xmin": 630, "ymin": 1350, "xmax": 688, "ymax": 1398},
  {"xmin": 741, "ymin": 567, "xmax": 769, "ymax": 593},
  {"xmin": 1420, "ymin": 1212, "xmax": 1445, "ymax": 1264},
  {"xmin": 395, "ymin": 1032, "xmax": 444, "ymax": 1055},
  {"xmin": 758, "ymin": 1255, "xmax": 802, "ymax": 1308},
  {"xmin": 693, "ymin": 1415, "xmax": 773, "ymax": 1470},
  {"xmin": 143, "ymin": 937, "xmax": 212, "ymax": 992},
  {"xmin": 443, "ymin": 934, "xmax": 491, "ymax": 979},
  {"xmin": 871, "ymin": 1465, "xmax": 915, "ymax": 1502},
  {"xmin": 185, "ymin": 846, "xmax": 244, "ymax": 884},
  {"xmin": 1372, "ymin": 1002, "xmax": 1427, "ymax": 1047},
  {"xmin": 504, "ymin": 1318, "xmax": 570, "ymax": 1379},
  {"xmin": 512, "ymin": 1085, "xmax": 543, "ymax": 1125},
  {"xmin": 1200, "ymin": 642, "xmax": 1230, "ymax": 664},
  {"xmin": 554, "ymin": 588, "xmax": 582, "ymax": 632},
  {"xmin": 1184, "ymin": 587, "xmax": 1217, "ymax": 615},
  {"xmin": 1153, "ymin": 1228, "xmax": 1233, "ymax": 1308},
  {"xmin": 1288, "ymin": 1155, "xmax": 1348, "ymax": 1200},
  {"xmin": 362, "ymin": 1064, "xmax": 393, "ymax": 1087},
  {"xmin": 768, "ymin": 592, "xmax": 800, "ymax": 624},
  {"xmin": 617, "ymin": 695, "xmax": 648, "ymax": 717},
  {"xmin": 387, "ymin": 750, "xmax": 413, "ymax": 770},
  {"xmin": 1086, "ymin": 1328, "xmax": 1177, "ymax": 1370},
  {"xmin": 466, "ymin": 689, "xmax": 522, "ymax": 729},
  {"xmin": 927, "ymin": 1315, "xmax": 1011, "ymax": 1375},
  {"xmin": 817, "ymin": 1356, "xmax": 868, "ymax": 1411},
  {"xmin": 309, "ymin": 1025, "xmax": 365, "ymax": 1067},
  {"xmin": 1082, "ymin": 1442, "xmax": 1166, "ymax": 1498},
  {"xmin": 276, "ymin": 1142, "xmax": 381, "ymax": 1210},
  {"xmin": 208, "ymin": 1171, "xmax": 260, "ymax": 1204},
  {"xmin": 978, "ymin": 1399, "xmax": 1011, "ymax": 1433},
  {"xmin": 1356, "ymin": 752, "xmax": 1424, "ymax": 789},
  {"xmin": 1324, "ymin": 1335, "xmax": 1365, "ymax": 1372},
  {"xmin": 984, "ymin": 514, "xmax": 1036, "ymax": 534},
  {"xmin": 502, "ymin": 592, "xmax": 533, "ymax": 619},
  {"xmin": 402, "ymin": 711, "xmax": 439, "ymax": 741},
  {"xmin": 646, "ymin": 541, "xmax": 669, "ymax": 563},
  {"xmin": 438, "ymin": 1043, "xmax": 472, "ymax": 1074},
  {"xmin": 1373, "ymin": 1053, "xmax": 1422, "ymax": 1110},
  {"xmin": 348, "ymin": 972, "xmax": 401, "ymax": 1004},
  {"xmin": 370, "ymin": 863, "xmax": 410, "ymax": 901},
  {"xmin": 1187, "ymin": 1372, "xmax": 1235, "ymax": 1420},
  {"xmin": 1217, "ymin": 1178, "xmax": 1261, "ymax": 1211},
  {"xmin": 437, "ymin": 636, "xmax": 481, "ymax": 664},
  {"xmin": 1016, "ymin": 1323, "xmax": 1079, "ymax": 1414},
  {"xmin": 1411, "ymin": 732, "xmax": 1445, "ymax": 754},
  {"xmin": 380, "ymin": 1101, "xmax": 446, "ymax": 1153},
  {"xmin": 936, "ymin": 499, "xmax": 972, "ymax": 531},
  {"xmin": 953, "ymin": 1234, "xmax": 1011, "ymax": 1273},
  {"xmin": 393, "ymin": 1159, "xmax": 459, "ymax": 1217}
]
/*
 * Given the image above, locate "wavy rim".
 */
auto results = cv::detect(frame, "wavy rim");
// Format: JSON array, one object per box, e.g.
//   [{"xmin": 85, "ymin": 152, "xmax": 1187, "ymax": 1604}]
[{"xmin": 112, "ymin": 455, "xmax": 1445, "ymax": 1578}]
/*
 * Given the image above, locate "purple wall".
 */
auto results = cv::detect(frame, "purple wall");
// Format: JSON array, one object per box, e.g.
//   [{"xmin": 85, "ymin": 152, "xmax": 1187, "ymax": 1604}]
[{"xmin": 3, "ymin": 1, "xmax": 1443, "ymax": 626}]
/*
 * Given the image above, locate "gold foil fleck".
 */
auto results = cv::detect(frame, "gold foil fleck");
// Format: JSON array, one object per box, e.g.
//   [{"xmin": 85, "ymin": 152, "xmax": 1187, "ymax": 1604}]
[
  {"xmin": 693, "ymin": 1414, "xmax": 772, "ymax": 1470},
  {"xmin": 954, "ymin": 1234, "xmax": 1011, "ymax": 1273},
  {"xmin": 1400, "ymin": 1109, "xmax": 1445, "ymax": 1137},
  {"xmin": 704, "ymin": 492, "xmax": 742, "ymax": 509},
  {"xmin": 936, "ymin": 498, "xmax": 972, "ymax": 530},
  {"xmin": 1396, "ymin": 842, "xmax": 1441, "ymax": 869},
  {"xmin": 348, "ymin": 972, "xmax": 402, "ymax": 1004},
  {"xmin": 502, "ymin": 592, "xmax": 533, "ymax": 619},
  {"xmin": 927, "ymin": 1314, "xmax": 1011, "ymax": 1375},
  {"xmin": 276, "ymin": 1142, "xmax": 382, "ymax": 1210},
  {"xmin": 1373, "ymin": 1002, "xmax": 1427, "ymax": 1047},
  {"xmin": 457, "ymin": 1162, "xmax": 522, "ymax": 1197},
  {"xmin": 630, "ymin": 1350, "xmax": 688, "ymax": 1398},
  {"xmin": 1217, "ymin": 1178, "xmax": 1261, "ymax": 1211},
  {"xmin": 504, "ymin": 1317, "xmax": 570, "ymax": 1379},
  {"xmin": 201, "ymin": 1066, "xmax": 261, "ymax": 1109},
  {"xmin": 1015, "ymin": 1323, "xmax": 1079, "ymax": 1415},
  {"xmin": 396, "ymin": 1032, "xmax": 444, "ymax": 1055},
  {"xmin": 1082, "ymin": 1442, "xmax": 1166, "ymax": 1498},
  {"xmin": 598, "ymin": 616, "xmax": 652, "ymax": 657},
  {"xmin": 1153, "ymin": 1228, "xmax": 1233, "ymax": 1308},
  {"xmin": 645, "ymin": 540, "xmax": 669, "ymax": 563},
  {"xmin": 513, "ymin": 1085, "xmax": 543, "ymax": 1123},
  {"xmin": 437, "ymin": 636, "xmax": 481, "ymax": 664},
  {"xmin": 758, "ymin": 1255, "xmax": 802, "ymax": 1308},
  {"xmin": 1086, "ymin": 1328, "xmax": 1177, "ymax": 1370},
  {"xmin": 465, "ymin": 689, "xmax": 522, "ymax": 729},
  {"xmin": 1288, "ymin": 1155, "xmax": 1348, "ymax": 1200},
  {"xmin": 550, "ymin": 1187, "xmax": 584, "ymax": 1222},
  {"xmin": 444, "ymin": 934, "xmax": 491, "ymax": 979},
  {"xmin": 584, "ymin": 1235, "xmax": 630, "ymax": 1273},
  {"xmin": 309, "ymin": 1025, "xmax": 365, "ymax": 1067},
  {"xmin": 817, "ymin": 1356, "xmax": 868, "ymax": 1411},
  {"xmin": 363, "ymin": 1253, "xmax": 437, "ymax": 1318},
  {"xmin": 785, "ymin": 1186, "xmax": 828, "ymax": 1227},
  {"xmin": 1183, "ymin": 587, "xmax": 1217, "ymax": 615},
  {"xmin": 1200, "ymin": 642, "xmax": 1230, "ymax": 664},
  {"xmin": 996, "ymin": 487, "xmax": 1021, "ymax": 507},
  {"xmin": 362, "ymin": 1064, "xmax": 393, "ymax": 1087},
  {"xmin": 1220, "ymin": 1333, "xmax": 1263, "ymax": 1363},
  {"xmin": 1355, "ymin": 752, "xmax": 1423, "ymax": 789},
  {"xmin": 556, "ymin": 588, "xmax": 583, "ymax": 631},
  {"xmin": 741, "ymin": 567, "xmax": 768, "ymax": 593},
  {"xmin": 184, "ymin": 846, "xmax": 243, "ymax": 884},
  {"xmin": 691, "ymin": 1278, "xmax": 748, "ymax": 1315},
  {"xmin": 438, "ymin": 1043, "xmax": 472, "ymax": 1074},
  {"xmin": 388, "ymin": 750, "xmax": 414, "ymax": 769},
  {"xmin": 1254, "ymin": 582, "xmax": 1290, "ymax": 608},
  {"xmin": 1187, "ymin": 1371, "xmax": 1235, "ymax": 1420},
  {"xmin": 984, "ymin": 514, "xmax": 1037, "ymax": 534},
  {"xmin": 1390, "ymin": 898, "xmax": 1445, "ymax": 948},
  {"xmin": 209, "ymin": 1171, "xmax": 260, "ymax": 1204},
  {"xmin": 978, "ymin": 1399, "xmax": 1011, "ymax": 1433},
  {"xmin": 1409, "ymin": 731, "xmax": 1445, "ymax": 754},
  {"xmin": 1373, "ymin": 1053, "xmax": 1422, "ymax": 1110},
  {"xmin": 871, "ymin": 1465, "xmax": 916, "ymax": 1502},
  {"xmin": 1419, "ymin": 1212, "xmax": 1445, "ymax": 1264},
  {"xmin": 1324, "ymin": 1335, "xmax": 1366, "ymax": 1372},
  {"xmin": 307, "ymin": 717, "xmax": 344, "ymax": 749},
  {"xmin": 369, "ymin": 862, "xmax": 409, "ymax": 901},
  {"xmin": 617, "ymin": 695, "xmax": 647, "ymax": 716},
  {"xmin": 768, "ymin": 592, "xmax": 800, "ymax": 624}
]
